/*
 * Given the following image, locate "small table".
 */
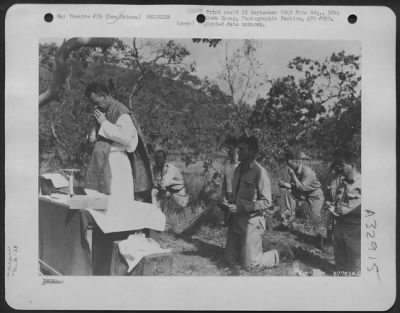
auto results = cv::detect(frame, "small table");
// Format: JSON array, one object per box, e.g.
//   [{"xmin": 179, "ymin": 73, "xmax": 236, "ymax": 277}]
[{"xmin": 39, "ymin": 195, "xmax": 161, "ymax": 275}]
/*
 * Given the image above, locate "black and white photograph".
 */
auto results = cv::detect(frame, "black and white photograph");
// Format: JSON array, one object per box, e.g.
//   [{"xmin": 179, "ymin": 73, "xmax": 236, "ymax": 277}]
[
  {"xmin": 38, "ymin": 37, "xmax": 362, "ymax": 277},
  {"xmin": 5, "ymin": 4, "xmax": 396, "ymax": 311}
]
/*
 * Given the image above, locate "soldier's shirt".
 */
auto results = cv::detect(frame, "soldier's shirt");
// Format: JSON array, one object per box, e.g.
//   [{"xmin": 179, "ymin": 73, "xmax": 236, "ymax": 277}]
[
  {"xmin": 290, "ymin": 163, "xmax": 322, "ymax": 194},
  {"xmin": 335, "ymin": 173, "xmax": 361, "ymax": 224}
]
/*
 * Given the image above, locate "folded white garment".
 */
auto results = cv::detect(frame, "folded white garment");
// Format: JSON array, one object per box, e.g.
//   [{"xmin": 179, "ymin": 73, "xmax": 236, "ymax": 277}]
[
  {"xmin": 118, "ymin": 234, "xmax": 172, "ymax": 272},
  {"xmin": 42, "ymin": 173, "xmax": 69, "ymax": 188},
  {"xmin": 88, "ymin": 200, "xmax": 166, "ymax": 233}
]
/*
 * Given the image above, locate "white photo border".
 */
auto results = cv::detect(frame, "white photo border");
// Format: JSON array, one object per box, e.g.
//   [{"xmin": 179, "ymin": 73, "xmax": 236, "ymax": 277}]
[{"xmin": 5, "ymin": 4, "xmax": 396, "ymax": 310}]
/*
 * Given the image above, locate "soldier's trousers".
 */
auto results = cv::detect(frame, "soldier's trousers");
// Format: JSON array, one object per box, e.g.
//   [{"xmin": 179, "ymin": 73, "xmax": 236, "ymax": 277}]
[
  {"xmin": 224, "ymin": 215, "xmax": 279, "ymax": 269},
  {"xmin": 284, "ymin": 188, "xmax": 325, "ymax": 223}
]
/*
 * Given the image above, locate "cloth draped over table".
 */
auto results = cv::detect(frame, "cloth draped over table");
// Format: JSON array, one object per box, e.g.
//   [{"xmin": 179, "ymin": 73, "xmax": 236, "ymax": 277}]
[
  {"xmin": 88, "ymin": 200, "xmax": 166, "ymax": 234},
  {"xmin": 39, "ymin": 192, "xmax": 166, "ymax": 276}
]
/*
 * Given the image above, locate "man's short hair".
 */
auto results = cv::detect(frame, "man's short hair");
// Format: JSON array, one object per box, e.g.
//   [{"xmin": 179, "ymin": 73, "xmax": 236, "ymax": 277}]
[
  {"xmin": 237, "ymin": 135, "xmax": 258, "ymax": 153},
  {"xmin": 329, "ymin": 159, "xmax": 343, "ymax": 172},
  {"xmin": 85, "ymin": 82, "xmax": 109, "ymax": 98},
  {"xmin": 284, "ymin": 147, "xmax": 301, "ymax": 161},
  {"xmin": 154, "ymin": 149, "xmax": 167, "ymax": 159},
  {"xmin": 333, "ymin": 150, "xmax": 358, "ymax": 166}
]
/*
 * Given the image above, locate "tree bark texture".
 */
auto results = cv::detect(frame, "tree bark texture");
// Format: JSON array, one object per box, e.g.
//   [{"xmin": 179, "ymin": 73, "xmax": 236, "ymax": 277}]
[{"xmin": 39, "ymin": 37, "xmax": 115, "ymax": 107}]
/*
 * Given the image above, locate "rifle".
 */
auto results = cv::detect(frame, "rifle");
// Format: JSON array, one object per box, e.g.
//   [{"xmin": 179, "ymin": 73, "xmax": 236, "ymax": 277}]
[{"xmin": 326, "ymin": 178, "xmax": 347, "ymax": 244}]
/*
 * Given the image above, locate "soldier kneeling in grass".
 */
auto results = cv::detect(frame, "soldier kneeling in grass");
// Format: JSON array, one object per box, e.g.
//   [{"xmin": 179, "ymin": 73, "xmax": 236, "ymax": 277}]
[
  {"xmin": 218, "ymin": 136, "xmax": 239, "ymax": 226},
  {"xmin": 322, "ymin": 160, "xmax": 344, "ymax": 247},
  {"xmin": 279, "ymin": 147, "xmax": 325, "ymax": 227},
  {"xmin": 224, "ymin": 136, "xmax": 294, "ymax": 270},
  {"xmin": 327, "ymin": 151, "xmax": 361, "ymax": 274}
]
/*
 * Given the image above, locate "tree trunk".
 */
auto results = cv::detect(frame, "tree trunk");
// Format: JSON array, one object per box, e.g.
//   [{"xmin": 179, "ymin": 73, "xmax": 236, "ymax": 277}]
[{"xmin": 39, "ymin": 37, "xmax": 115, "ymax": 107}]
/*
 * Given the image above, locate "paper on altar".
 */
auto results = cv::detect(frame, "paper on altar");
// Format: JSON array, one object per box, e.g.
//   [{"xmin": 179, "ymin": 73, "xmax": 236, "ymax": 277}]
[
  {"xmin": 68, "ymin": 189, "xmax": 109, "ymax": 210},
  {"xmin": 88, "ymin": 200, "xmax": 166, "ymax": 233}
]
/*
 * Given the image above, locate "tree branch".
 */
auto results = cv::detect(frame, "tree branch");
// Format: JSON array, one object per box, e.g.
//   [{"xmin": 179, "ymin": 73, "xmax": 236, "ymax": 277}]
[
  {"xmin": 39, "ymin": 64, "xmax": 52, "ymax": 72},
  {"xmin": 50, "ymin": 119, "xmax": 70, "ymax": 155},
  {"xmin": 224, "ymin": 43, "xmax": 236, "ymax": 104},
  {"xmin": 65, "ymin": 65, "xmax": 73, "ymax": 90},
  {"xmin": 132, "ymin": 37, "xmax": 146, "ymax": 76},
  {"xmin": 237, "ymin": 58, "xmax": 255, "ymax": 106},
  {"xmin": 39, "ymin": 37, "xmax": 115, "ymax": 107}
]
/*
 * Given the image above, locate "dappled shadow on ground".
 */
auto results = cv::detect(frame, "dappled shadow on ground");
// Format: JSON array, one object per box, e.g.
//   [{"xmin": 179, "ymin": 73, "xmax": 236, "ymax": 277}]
[
  {"xmin": 178, "ymin": 236, "xmax": 225, "ymax": 266},
  {"xmin": 264, "ymin": 227, "xmax": 335, "ymax": 274},
  {"xmin": 159, "ymin": 204, "xmax": 335, "ymax": 276},
  {"xmin": 157, "ymin": 228, "xmax": 334, "ymax": 276}
]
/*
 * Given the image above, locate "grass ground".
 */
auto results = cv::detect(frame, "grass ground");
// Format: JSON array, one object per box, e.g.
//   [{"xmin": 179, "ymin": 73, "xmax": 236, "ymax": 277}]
[{"xmin": 156, "ymin": 155, "xmax": 335, "ymax": 276}]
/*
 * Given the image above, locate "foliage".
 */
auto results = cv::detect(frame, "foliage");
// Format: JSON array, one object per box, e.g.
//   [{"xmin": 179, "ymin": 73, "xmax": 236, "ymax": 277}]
[
  {"xmin": 39, "ymin": 39, "xmax": 361, "ymax": 188},
  {"xmin": 39, "ymin": 39, "xmax": 234, "ymax": 176},
  {"xmin": 192, "ymin": 38, "xmax": 222, "ymax": 48},
  {"xmin": 218, "ymin": 40, "xmax": 267, "ymax": 107},
  {"xmin": 249, "ymin": 51, "xmax": 361, "ymax": 168}
]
